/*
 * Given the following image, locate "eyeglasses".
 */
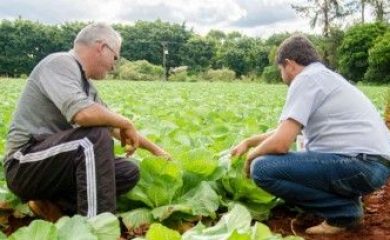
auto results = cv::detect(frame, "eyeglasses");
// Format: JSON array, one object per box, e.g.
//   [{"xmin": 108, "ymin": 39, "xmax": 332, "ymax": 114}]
[{"xmin": 103, "ymin": 43, "xmax": 119, "ymax": 61}]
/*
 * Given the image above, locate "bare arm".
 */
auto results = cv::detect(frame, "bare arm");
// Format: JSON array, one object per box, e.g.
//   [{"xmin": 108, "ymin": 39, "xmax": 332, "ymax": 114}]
[
  {"xmin": 111, "ymin": 128, "xmax": 170, "ymax": 159},
  {"xmin": 245, "ymin": 130, "xmax": 276, "ymax": 147},
  {"xmin": 73, "ymin": 103, "xmax": 139, "ymax": 148},
  {"xmin": 244, "ymin": 119, "xmax": 302, "ymax": 176},
  {"xmin": 231, "ymin": 130, "xmax": 275, "ymax": 157},
  {"xmin": 73, "ymin": 103, "xmax": 130, "ymax": 129},
  {"xmin": 138, "ymin": 134, "xmax": 170, "ymax": 158}
]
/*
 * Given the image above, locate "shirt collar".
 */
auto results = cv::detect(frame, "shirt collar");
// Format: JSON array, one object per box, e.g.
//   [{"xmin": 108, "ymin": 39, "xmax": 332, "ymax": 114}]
[{"xmin": 69, "ymin": 50, "xmax": 86, "ymax": 71}]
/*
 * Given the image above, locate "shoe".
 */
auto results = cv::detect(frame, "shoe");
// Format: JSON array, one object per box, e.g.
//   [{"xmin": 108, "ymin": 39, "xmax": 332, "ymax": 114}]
[
  {"xmin": 28, "ymin": 200, "xmax": 63, "ymax": 223},
  {"xmin": 305, "ymin": 221, "xmax": 346, "ymax": 234}
]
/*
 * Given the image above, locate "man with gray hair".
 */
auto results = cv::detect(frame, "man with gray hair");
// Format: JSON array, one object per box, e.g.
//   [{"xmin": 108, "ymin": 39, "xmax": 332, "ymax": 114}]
[
  {"xmin": 4, "ymin": 23, "xmax": 170, "ymax": 221},
  {"xmin": 232, "ymin": 34, "xmax": 390, "ymax": 234}
]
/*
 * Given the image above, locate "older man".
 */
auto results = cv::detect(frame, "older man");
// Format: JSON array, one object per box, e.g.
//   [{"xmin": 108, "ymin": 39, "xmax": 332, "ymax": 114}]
[
  {"xmin": 232, "ymin": 35, "xmax": 390, "ymax": 234},
  {"xmin": 4, "ymin": 23, "xmax": 169, "ymax": 221}
]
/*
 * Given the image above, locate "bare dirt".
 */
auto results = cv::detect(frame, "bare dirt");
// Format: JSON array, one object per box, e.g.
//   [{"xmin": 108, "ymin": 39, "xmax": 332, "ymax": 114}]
[
  {"xmin": 2, "ymin": 178, "xmax": 390, "ymax": 239},
  {"xmin": 266, "ymin": 179, "xmax": 390, "ymax": 240}
]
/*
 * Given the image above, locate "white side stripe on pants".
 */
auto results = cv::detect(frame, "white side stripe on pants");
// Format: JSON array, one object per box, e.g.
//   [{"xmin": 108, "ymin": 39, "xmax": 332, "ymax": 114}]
[{"xmin": 13, "ymin": 137, "xmax": 97, "ymax": 217}]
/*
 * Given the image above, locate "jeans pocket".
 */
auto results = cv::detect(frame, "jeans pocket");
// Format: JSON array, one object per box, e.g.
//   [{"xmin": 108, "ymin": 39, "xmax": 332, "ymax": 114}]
[{"xmin": 331, "ymin": 172, "xmax": 376, "ymax": 197}]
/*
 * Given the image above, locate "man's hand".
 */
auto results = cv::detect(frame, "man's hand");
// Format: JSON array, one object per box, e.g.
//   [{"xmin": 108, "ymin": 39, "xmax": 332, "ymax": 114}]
[
  {"xmin": 232, "ymin": 139, "xmax": 254, "ymax": 178},
  {"xmin": 246, "ymin": 145, "xmax": 262, "ymax": 162},
  {"xmin": 120, "ymin": 124, "xmax": 139, "ymax": 149},
  {"xmin": 231, "ymin": 140, "xmax": 249, "ymax": 157},
  {"xmin": 124, "ymin": 144, "xmax": 136, "ymax": 157},
  {"xmin": 243, "ymin": 146, "xmax": 262, "ymax": 178},
  {"xmin": 154, "ymin": 149, "xmax": 172, "ymax": 160},
  {"xmin": 244, "ymin": 158, "xmax": 254, "ymax": 178}
]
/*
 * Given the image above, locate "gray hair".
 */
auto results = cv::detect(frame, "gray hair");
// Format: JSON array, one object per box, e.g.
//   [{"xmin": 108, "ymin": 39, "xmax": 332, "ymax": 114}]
[{"xmin": 74, "ymin": 23, "xmax": 122, "ymax": 48}]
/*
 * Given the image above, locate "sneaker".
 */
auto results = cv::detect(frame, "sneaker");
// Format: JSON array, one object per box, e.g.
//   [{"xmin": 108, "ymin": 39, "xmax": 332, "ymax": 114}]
[
  {"xmin": 305, "ymin": 221, "xmax": 346, "ymax": 234},
  {"xmin": 28, "ymin": 200, "xmax": 63, "ymax": 223}
]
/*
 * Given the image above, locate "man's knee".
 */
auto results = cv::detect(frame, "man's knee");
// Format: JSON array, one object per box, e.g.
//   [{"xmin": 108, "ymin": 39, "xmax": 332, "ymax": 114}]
[
  {"xmin": 116, "ymin": 160, "xmax": 140, "ymax": 195},
  {"xmin": 251, "ymin": 155, "xmax": 279, "ymax": 188},
  {"xmin": 79, "ymin": 127, "xmax": 112, "ymax": 146}
]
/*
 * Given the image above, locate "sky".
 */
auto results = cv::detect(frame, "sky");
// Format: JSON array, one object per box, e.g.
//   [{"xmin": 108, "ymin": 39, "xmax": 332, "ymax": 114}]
[{"xmin": 0, "ymin": 0, "xmax": 367, "ymax": 38}]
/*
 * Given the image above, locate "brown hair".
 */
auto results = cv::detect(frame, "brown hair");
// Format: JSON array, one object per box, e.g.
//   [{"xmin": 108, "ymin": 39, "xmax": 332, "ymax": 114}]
[{"xmin": 276, "ymin": 34, "xmax": 321, "ymax": 66}]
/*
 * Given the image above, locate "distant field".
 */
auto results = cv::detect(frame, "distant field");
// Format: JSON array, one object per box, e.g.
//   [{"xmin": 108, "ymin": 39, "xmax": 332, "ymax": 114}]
[{"xmin": 0, "ymin": 78, "xmax": 388, "ymax": 157}]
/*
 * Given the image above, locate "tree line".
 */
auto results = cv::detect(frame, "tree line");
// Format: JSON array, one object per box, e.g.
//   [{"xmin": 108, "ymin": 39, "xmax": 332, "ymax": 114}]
[{"xmin": 0, "ymin": 0, "xmax": 389, "ymax": 83}]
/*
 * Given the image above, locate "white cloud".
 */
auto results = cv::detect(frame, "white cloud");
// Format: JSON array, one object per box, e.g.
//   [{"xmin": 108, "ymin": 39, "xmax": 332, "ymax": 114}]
[{"xmin": 0, "ymin": 0, "xmax": 320, "ymax": 37}]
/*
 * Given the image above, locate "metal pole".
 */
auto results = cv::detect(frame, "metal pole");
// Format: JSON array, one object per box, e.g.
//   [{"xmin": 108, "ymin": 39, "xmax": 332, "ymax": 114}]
[{"xmin": 161, "ymin": 41, "xmax": 168, "ymax": 81}]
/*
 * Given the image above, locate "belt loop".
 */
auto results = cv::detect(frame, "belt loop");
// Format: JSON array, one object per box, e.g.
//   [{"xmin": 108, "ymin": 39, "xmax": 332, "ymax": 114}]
[{"xmin": 358, "ymin": 153, "xmax": 366, "ymax": 161}]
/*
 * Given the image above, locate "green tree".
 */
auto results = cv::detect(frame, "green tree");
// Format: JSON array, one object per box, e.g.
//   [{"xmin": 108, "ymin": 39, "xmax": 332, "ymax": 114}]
[
  {"xmin": 325, "ymin": 28, "xmax": 344, "ymax": 69},
  {"xmin": 264, "ymin": 33, "xmax": 290, "ymax": 46},
  {"xmin": 226, "ymin": 31, "xmax": 243, "ymax": 41},
  {"xmin": 364, "ymin": 31, "xmax": 390, "ymax": 84},
  {"xmin": 261, "ymin": 46, "xmax": 282, "ymax": 83},
  {"xmin": 206, "ymin": 30, "xmax": 227, "ymax": 70},
  {"xmin": 59, "ymin": 22, "xmax": 88, "ymax": 50},
  {"xmin": 292, "ymin": 0, "xmax": 352, "ymax": 37},
  {"xmin": 0, "ymin": 19, "xmax": 16, "ymax": 76},
  {"xmin": 220, "ymin": 37, "xmax": 264, "ymax": 77},
  {"xmin": 115, "ymin": 20, "xmax": 192, "ymax": 70},
  {"xmin": 0, "ymin": 19, "xmax": 64, "ymax": 76},
  {"xmin": 338, "ymin": 22, "xmax": 388, "ymax": 82},
  {"xmin": 251, "ymin": 45, "xmax": 270, "ymax": 76},
  {"xmin": 355, "ymin": 0, "xmax": 390, "ymax": 22},
  {"xmin": 361, "ymin": 0, "xmax": 367, "ymax": 22},
  {"xmin": 369, "ymin": 0, "xmax": 389, "ymax": 22},
  {"xmin": 180, "ymin": 36, "xmax": 216, "ymax": 73},
  {"xmin": 292, "ymin": 0, "xmax": 353, "ymax": 66},
  {"xmin": 309, "ymin": 28, "xmax": 344, "ymax": 69},
  {"xmin": 206, "ymin": 30, "xmax": 226, "ymax": 42}
]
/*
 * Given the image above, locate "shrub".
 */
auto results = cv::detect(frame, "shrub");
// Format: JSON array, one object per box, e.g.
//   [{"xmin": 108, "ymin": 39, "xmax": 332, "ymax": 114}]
[
  {"xmin": 241, "ymin": 72, "xmax": 262, "ymax": 82},
  {"xmin": 338, "ymin": 22, "xmax": 388, "ymax": 82},
  {"xmin": 261, "ymin": 65, "xmax": 281, "ymax": 83},
  {"xmin": 364, "ymin": 31, "xmax": 390, "ymax": 84},
  {"xmin": 169, "ymin": 71, "xmax": 190, "ymax": 82},
  {"xmin": 202, "ymin": 68, "xmax": 236, "ymax": 82},
  {"xmin": 114, "ymin": 59, "xmax": 164, "ymax": 81},
  {"xmin": 19, "ymin": 74, "xmax": 28, "ymax": 79}
]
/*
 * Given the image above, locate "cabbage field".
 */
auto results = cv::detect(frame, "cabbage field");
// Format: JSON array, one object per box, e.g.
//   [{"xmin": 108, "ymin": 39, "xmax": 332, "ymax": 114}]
[{"xmin": 0, "ymin": 78, "xmax": 388, "ymax": 239}]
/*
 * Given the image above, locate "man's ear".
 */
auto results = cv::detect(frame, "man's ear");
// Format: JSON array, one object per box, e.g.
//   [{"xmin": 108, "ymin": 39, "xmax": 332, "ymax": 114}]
[
  {"xmin": 285, "ymin": 59, "xmax": 298, "ymax": 70},
  {"xmin": 95, "ymin": 41, "xmax": 104, "ymax": 55},
  {"xmin": 285, "ymin": 59, "xmax": 295, "ymax": 66}
]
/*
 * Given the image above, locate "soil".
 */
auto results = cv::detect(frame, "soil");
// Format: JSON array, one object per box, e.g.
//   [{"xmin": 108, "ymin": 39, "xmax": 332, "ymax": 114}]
[
  {"xmin": 266, "ymin": 179, "xmax": 390, "ymax": 240},
  {"xmin": 2, "ymin": 180, "xmax": 390, "ymax": 239}
]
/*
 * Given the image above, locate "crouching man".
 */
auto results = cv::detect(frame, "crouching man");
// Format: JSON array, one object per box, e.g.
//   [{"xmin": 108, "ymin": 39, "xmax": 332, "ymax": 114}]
[
  {"xmin": 232, "ymin": 35, "xmax": 390, "ymax": 234},
  {"xmin": 4, "ymin": 23, "xmax": 170, "ymax": 221}
]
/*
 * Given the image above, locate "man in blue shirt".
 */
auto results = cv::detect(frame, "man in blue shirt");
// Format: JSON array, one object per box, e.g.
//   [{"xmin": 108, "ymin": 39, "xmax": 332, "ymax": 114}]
[{"xmin": 232, "ymin": 35, "xmax": 390, "ymax": 234}]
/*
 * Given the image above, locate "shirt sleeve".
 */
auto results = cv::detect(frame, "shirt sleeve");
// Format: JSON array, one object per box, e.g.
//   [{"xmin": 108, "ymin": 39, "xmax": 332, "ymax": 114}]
[
  {"xmin": 38, "ymin": 56, "xmax": 95, "ymax": 123},
  {"xmin": 88, "ymin": 80, "xmax": 108, "ymax": 108},
  {"xmin": 279, "ymin": 75, "xmax": 327, "ymax": 127},
  {"xmin": 95, "ymin": 95, "xmax": 108, "ymax": 108}
]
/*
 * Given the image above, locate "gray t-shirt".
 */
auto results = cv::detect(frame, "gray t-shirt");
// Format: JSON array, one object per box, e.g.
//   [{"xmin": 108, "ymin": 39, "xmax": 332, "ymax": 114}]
[
  {"xmin": 279, "ymin": 62, "xmax": 390, "ymax": 159},
  {"xmin": 5, "ymin": 51, "xmax": 106, "ymax": 161}
]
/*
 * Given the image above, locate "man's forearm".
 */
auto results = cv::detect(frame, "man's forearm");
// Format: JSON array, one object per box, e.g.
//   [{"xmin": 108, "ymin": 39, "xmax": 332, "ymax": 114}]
[
  {"xmin": 245, "ymin": 130, "xmax": 275, "ymax": 147},
  {"xmin": 73, "ymin": 103, "xmax": 133, "ymax": 129},
  {"xmin": 246, "ymin": 120, "xmax": 302, "ymax": 161},
  {"xmin": 138, "ymin": 134, "xmax": 164, "ymax": 155}
]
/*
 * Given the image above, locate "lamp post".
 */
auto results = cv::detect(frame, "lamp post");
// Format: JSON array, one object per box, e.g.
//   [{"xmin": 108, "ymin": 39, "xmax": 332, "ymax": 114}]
[{"xmin": 161, "ymin": 41, "xmax": 169, "ymax": 81}]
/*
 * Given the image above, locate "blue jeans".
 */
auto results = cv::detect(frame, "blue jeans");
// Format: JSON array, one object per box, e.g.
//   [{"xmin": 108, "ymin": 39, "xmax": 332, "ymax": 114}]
[{"xmin": 250, "ymin": 152, "xmax": 390, "ymax": 227}]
